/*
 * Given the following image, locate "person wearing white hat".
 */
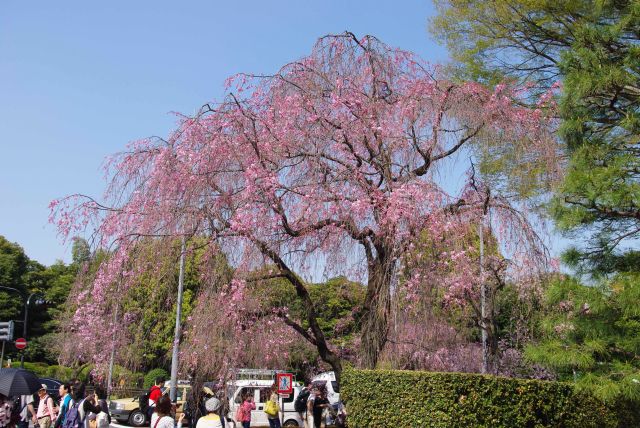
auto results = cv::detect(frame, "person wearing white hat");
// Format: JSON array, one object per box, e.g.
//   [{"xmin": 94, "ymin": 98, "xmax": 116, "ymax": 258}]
[
  {"xmin": 195, "ymin": 397, "xmax": 224, "ymax": 428},
  {"xmin": 36, "ymin": 384, "xmax": 56, "ymax": 428}
]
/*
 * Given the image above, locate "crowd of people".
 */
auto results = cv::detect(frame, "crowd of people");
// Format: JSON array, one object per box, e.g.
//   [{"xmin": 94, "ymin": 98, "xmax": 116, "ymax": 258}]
[
  {"xmin": 0, "ymin": 380, "xmax": 110, "ymax": 428},
  {"xmin": 1, "ymin": 376, "xmax": 346, "ymax": 428}
]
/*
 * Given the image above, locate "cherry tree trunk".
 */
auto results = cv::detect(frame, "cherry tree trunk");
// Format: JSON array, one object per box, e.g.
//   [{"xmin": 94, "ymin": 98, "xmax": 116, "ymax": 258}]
[{"xmin": 360, "ymin": 249, "xmax": 394, "ymax": 369}]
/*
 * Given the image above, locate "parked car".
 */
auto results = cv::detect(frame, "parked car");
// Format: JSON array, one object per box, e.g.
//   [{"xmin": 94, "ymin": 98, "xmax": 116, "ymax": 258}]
[{"xmin": 109, "ymin": 380, "xmax": 191, "ymax": 427}]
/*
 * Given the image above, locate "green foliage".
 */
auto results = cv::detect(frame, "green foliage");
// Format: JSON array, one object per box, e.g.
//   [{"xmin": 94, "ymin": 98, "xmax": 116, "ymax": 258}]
[
  {"xmin": 0, "ymin": 235, "xmax": 76, "ymax": 363},
  {"xmin": 143, "ymin": 368, "xmax": 169, "ymax": 389},
  {"xmin": 22, "ymin": 362, "xmax": 50, "ymax": 377},
  {"xmin": 45, "ymin": 365, "xmax": 74, "ymax": 381},
  {"xmin": 341, "ymin": 367, "xmax": 636, "ymax": 427},
  {"xmin": 71, "ymin": 238, "xmax": 91, "ymax": 265},
  {"xmin": 258, "ymin": 274, "xmax": 365, "ymax": 347},
  {"xmin": 525, "ymin": 275, "xmax": 640, "ymax": 402},
  {"xmin": 118, "ymin": 238, "xmax": 231, "ymax": 370},
  {"xmin": 0, "ymin": 236, "xmax": 31, "ymax": 320},
  {"xmin": 430, "ymin": 1, "xmax": 640, "ymax": 276}
]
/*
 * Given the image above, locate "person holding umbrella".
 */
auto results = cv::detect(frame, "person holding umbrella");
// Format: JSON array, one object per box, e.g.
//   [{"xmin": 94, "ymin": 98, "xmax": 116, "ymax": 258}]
[{"xmin": 0, "ymin": 368, "xmax": 42, "ymax": 428}]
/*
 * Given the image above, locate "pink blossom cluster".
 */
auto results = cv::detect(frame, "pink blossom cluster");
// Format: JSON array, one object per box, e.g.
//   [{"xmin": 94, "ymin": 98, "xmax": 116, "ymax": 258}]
[{"xmin": 50, "ymin": 33, "xmax": 558, "ymax": 372}]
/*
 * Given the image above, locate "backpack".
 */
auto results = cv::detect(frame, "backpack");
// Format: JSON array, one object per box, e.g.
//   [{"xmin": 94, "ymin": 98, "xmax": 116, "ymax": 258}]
[
  {"xmin": 294, "ymin": 389, "xmax": 310, "ymax": 413},
  {"xmin": 96, "ymin": 411, "xmax": 110, "ymax": 428},
  {"xmin": 138, "ymin": 393, "xmax": 150, "ymax": 411},
  {"xmin": 62, "ymin": 400, "xmax": 84, "ymax": 428},
  {"xmin": 234, "ymin": 405, "xmax": 244, "ymax": 422}
]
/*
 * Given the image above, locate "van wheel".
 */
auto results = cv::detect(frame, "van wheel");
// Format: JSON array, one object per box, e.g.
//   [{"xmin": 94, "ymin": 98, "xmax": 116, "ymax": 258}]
[
  {"xmin": 283, "ymin": 420, "xmax": 299, "ymax": 427},
  {"xmin": 129, "ymin": 409, "xmax": 147, "ymax": 427}
]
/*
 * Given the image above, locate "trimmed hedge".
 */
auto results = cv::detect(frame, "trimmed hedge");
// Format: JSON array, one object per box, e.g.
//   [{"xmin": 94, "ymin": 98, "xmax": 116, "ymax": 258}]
[{"xmin": 341, "ymin": 368, "xmax": 638, "ymax": 428}]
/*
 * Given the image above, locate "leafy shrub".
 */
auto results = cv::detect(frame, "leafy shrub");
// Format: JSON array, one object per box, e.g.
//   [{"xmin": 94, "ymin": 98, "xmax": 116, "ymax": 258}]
[
  {"xmin": 341, "ymin": 368, "xmax": 638, "ymax": 427},
  {"xmin": 143, "ymin": 368, "xmax": 169, "ymax": 389},
  {"xmin": 22, "ymin": 362, "xmax": 49, "ymax": 377},
  {"xmin": 45, "ymin": 365, "xmax": 74, "ymax": 381},
  {"xmin": 113, "ymin": 366, "xmax": 144, "ymax": 388}
]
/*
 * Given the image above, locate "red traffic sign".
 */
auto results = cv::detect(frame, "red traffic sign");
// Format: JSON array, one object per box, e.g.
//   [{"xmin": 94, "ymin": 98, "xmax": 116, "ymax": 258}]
[
  {"xmin": 15, "ymin": 338, "xmax": 27, "ymax": 350},
  {"xmin": 276, "ymin": 373, "xmax": 293, "ymax": 394}
]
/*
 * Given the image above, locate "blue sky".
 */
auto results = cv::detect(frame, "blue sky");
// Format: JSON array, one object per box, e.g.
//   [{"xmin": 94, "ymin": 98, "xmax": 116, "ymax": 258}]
[
  {"xmin": 1, "ymin": 1, "xmax": 449, "ymax": 265},
  {"xmin": 3, "ymin": 1, "xmax": 568, "ymax": 269}
]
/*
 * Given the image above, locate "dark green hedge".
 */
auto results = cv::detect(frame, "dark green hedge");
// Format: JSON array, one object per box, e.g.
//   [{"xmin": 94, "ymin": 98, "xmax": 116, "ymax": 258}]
[{"xmin": 341, "ymin": 368, "xmax": 637, "ymax": 428}]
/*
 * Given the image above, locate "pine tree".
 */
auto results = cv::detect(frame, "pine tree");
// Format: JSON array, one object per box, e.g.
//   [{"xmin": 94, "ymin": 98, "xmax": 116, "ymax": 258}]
[
  {"xmin": 431, "ymin": 0, "xmax": 640, "ymax": 276},
  {"xmin": 525, "ymin": 274, "xmax": 640, "ymax": 401}
]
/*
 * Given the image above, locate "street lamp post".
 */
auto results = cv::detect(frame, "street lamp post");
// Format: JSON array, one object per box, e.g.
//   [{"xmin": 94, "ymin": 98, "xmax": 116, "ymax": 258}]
[
  {"xmin": 169, "ymin": 237, "xmax": 186, "ymax": 402},
  {"xmin": 21, "ymin": 293, "xmax": 45, "ymax": 368}
]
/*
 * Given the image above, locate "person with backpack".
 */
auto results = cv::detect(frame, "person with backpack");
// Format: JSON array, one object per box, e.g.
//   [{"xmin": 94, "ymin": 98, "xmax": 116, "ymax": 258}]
[
  {"xmin": 16, "ymin": 394, "xmax": 35, "ymax": 428},
  {"xmin": 235, "ymin": 393, "xmax": 255, "ymax": 428},
  {"xmin": 147, "ymin": 377, "xmax": 165, "ymax": 420},
  {"xmin": 150, "ymin": 396, "xmax": 183, "ymax": 428},
  {"xmin": 62, "ymin": 381, "xmax": 103, "ymax": 428},
  {"xmin": 36, "ymin": 384, "xmax": 57, "ymax": 428},
  {"xmin": 195, "ymin": 397, "xmax": 224, "ymax": 428},
  {"xmin": 54, "ymin": 384, "xmax": 72, "ymax": 428},
  {"xmin": 294, "ymin": 384, "xmax": 311, "ymax": 428}
]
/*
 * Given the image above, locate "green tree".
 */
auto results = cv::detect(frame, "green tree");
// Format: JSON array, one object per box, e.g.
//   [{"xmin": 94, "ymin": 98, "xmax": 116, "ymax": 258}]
[
  {"xmin": 255, "ymin": 272, "xmax": 366, "ymax": 368},
  {"xmin": 431, "ymin": 0, "xmax": 640, "ymax": 276},
  {"xmin": 116, "ymin": 238, "xmax": 231, "ymax": 371},
  {"xmin": 0, "ymin": 236, "xmax": 30, "ymax": 320},
  {"xmin": 71, "ymin": 237, "xmax": 91, "ymax": 266},
  {"xmin": 25, "ymin": 261, "xmax": 75, "ymax": 362},
  {"xmin": 525, "ymin": 274, "xmax": 640, "ymax": 401},
  {"xmin": 0, "ymin": 235, "xmax": 76, "ymax": 363}
]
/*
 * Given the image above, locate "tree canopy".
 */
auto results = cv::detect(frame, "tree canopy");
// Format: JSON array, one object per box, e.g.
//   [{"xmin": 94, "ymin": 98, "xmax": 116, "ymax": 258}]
[
  {"xmin": 431, "ymin": 0, "xmax": 640, "ymax": 276},
  {"xmin": 52, "ymin": 33, "xmax": 555, "ymax": 380}
]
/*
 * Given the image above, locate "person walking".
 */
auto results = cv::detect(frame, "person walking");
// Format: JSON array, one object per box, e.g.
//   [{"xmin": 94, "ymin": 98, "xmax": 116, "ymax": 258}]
[
  {"xmin": 294, "ymin": 383, "xmax": 311, "ymax": 428},
  {"xmin": 68, "ymin": 380, "xmax": 103, "ymax": 428},
  {"xmin": 54, "ymin": 384, "xmax": 72, "ymax": 428},
  {"xmin": 150, "ymin": 396, "xmax": 184, "ymax": 428},
  {"xmin": 264, "ymin": 385, "xmax": 281, "ymax": 428},
  {"xmin": 36, "ymin": 384, "xmax": 57, "ymax": 428},
  {"xmin": 147, "ymin": 377, "xmax": 165, "ymax": 420},
  {"xmin": 16, "ymin": 394, "xmax": 35, "ymax": 428},
  {"xmin": 237, "ymin": 393, "xmax": 255, "ymax": 428},
  {"xmin": 309, "ymin": 386, "xmax": 328, "ymax": 428},
  {"xmin": 195, "ymin": 397, "xmax": 224, "ymax": 428},
  {"xmin": 0, "ymin": 394, "xmax": 12, "ymax": 428},
  {"xmin": 305, "ymin": 387, "xmax": 318, "ymax": 428},
  {"xmin": 92, "ymin": 386, "xmax": 110, "ymax": 428}
]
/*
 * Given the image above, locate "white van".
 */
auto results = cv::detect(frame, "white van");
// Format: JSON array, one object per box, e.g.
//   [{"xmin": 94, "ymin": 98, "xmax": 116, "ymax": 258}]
[{"xmin": 227, "ymin": 378, "xmax": 304, "ymax": 427}]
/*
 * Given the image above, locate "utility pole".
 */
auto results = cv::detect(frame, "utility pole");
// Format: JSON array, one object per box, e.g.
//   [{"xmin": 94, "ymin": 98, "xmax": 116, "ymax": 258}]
[
  {"xmin": 106, "ymin": 300, "xmax": 120, "ymax": 398},
  {"xmin": 479, "ymin": 220, "xmax": 488, "ymax": 374},
  {"xmin": 169, "ymin": 237, "xmax": 186, "ymax": 402}
]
